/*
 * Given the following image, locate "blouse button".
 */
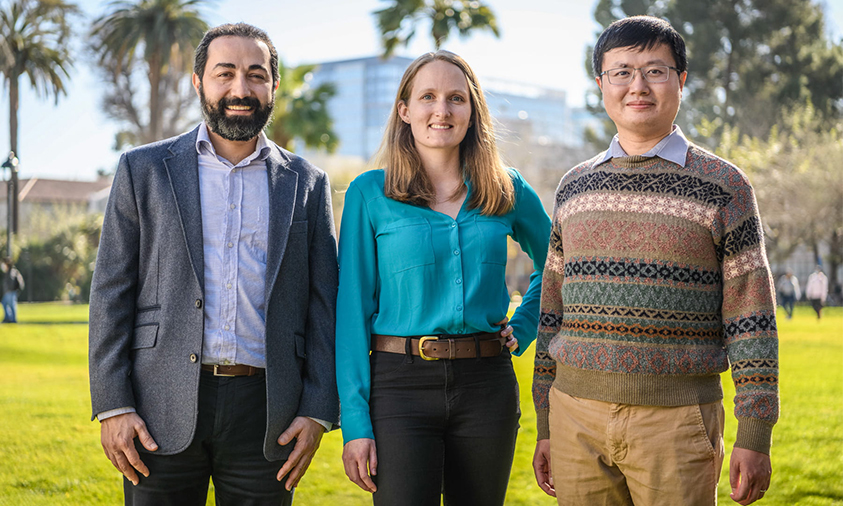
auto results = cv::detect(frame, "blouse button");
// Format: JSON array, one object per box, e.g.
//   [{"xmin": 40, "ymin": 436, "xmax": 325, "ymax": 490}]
[
  {"xmin": 456, "ymin": 279, "xmax": 462, "ymax": 284},
  {"xmin": 453, "ymin": 249, "xmax": 460, "ymax": 256}
]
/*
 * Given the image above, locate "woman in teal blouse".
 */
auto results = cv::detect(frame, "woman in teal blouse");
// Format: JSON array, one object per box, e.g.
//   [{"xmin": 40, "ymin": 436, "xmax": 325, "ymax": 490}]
[{"xmin": 336, "ymin": 51, "xmax": 551, "ymax": 506}]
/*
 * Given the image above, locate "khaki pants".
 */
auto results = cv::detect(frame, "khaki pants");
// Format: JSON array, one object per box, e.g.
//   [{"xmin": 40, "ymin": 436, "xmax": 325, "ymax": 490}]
[{"xmin": 549, "ymin": 388, "xmax": 725, "ymax": 506}]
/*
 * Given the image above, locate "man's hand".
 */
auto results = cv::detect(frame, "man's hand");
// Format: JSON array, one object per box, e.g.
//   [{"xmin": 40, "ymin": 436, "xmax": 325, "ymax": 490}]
[
  {"xmin": 730, "ymin": 447, "xmax": 772, "ymax": 505},
  {"xmin": 276, "ymin": 417, "xmax": 325, "ymax": 491},
  {"xmin": 533, "ymin": 439, "xmax": 556, "ymax": 497},
  {"xmin": 100, "ymin": 412, "xmax": 158, "ymax": 486},
  {"xmin": 342, "ymin": 438, "xmax": 378, "ymax": 493}
]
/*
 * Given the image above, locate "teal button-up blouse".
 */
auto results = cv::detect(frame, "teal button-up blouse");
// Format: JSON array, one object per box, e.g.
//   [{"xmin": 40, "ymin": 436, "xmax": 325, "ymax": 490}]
[{"xmin": 336, "ymin": 168, "xmax": 551, "ymax": 442}]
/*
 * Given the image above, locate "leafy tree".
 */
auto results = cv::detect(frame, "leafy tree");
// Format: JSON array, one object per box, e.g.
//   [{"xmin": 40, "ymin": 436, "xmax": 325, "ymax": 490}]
[
  {"xmin": 266, "ymin": 62, "xmax": 338, "ymax": 153},
  {"xmin": 1, "ymin": 209, "xmax": 102, "ymax": 301},
  {"xmin": 374, "ymin": 0, "xmax": 500, "ymax": 57},
  {"xmin": 0, "ymin": 0, "xmax": 78, "ymax": 231},
  {"xmin": 712, "ymin": 103, "xmax": 843, "ymax": 291},
  {"xmin": 587, "ymin": 0, "xmax": 843, "ymax": 146},
  {"xmin": 89, "ymin": 0, "xmax": 208, "ymax": 148}
]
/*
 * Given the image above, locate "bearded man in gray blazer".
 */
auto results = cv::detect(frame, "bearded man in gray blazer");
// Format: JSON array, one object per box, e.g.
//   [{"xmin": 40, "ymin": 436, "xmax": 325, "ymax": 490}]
[{"xmin": 88, "ymin": 23, "xmax": 339, "ymax": 505}]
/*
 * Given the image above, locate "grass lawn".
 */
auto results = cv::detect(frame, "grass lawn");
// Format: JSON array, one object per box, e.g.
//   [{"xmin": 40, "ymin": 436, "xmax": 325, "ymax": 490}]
[{"xmin": 0, "ymin": 303, "xmax": 840, "ymax": 505}]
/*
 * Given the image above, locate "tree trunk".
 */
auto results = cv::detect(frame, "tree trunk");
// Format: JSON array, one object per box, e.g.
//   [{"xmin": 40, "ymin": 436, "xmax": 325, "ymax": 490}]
[
  {"xmin": 149, "ymin": 53, "xmax": 163, "ymax": 142},
  {"xmin": 9, "ymin": 75, "xmax": 17, "ymax": 155},
  {"xmin": 828, "ymin": 229, "xmax": 842, "ymax": 299}
]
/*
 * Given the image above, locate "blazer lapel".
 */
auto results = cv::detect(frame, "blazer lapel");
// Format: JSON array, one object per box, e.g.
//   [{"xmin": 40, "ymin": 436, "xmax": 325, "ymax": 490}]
[
  {"xmin": 163, "ymin": 127, "xmax": 205, "ymax": 291},
  {"xmin": 265, "ymin": 146, "xmax": 298, "ymax": 301}
]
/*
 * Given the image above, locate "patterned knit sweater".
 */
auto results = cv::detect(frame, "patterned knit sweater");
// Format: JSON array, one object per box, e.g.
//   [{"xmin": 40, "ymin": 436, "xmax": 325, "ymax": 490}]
[{"xmin": 532, "ymin": 145, "xmax": 779, "ymax": 454}]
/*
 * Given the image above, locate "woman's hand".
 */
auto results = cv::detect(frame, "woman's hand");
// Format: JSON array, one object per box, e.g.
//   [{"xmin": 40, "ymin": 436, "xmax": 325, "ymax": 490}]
[
  {"xmin": 496, "ymin": 317, "xmax": 518, "ymax": 351},
  {"xmin": 342, "ymin": 438, "xmax": 378, "ymax": 493}
]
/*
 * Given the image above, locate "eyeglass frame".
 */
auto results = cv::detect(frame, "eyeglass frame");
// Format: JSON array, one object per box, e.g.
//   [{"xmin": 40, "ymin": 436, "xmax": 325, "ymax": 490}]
[{"xmin": 599, "ymin": 65, "xmax": 682, "ymax": 85}]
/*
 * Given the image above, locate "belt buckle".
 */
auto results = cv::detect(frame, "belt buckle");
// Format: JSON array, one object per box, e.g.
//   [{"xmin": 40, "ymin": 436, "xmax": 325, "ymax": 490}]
[
  {"xmin": 213, "ymin": 365, "xmax": 236, "ymax": 377},
  {"xmin": 418, "ymin": 336, "xmax": 439, "ymax": 361}
]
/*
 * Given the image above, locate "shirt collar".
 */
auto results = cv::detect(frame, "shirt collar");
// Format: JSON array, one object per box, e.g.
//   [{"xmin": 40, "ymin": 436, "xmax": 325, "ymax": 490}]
[
  {"xmin": 596, "ymin": 125, "xmax": 689, "ymax": 167},
  {"xmin": 195, "ymin": 122, "xmax": 272, "ymax": 166}
]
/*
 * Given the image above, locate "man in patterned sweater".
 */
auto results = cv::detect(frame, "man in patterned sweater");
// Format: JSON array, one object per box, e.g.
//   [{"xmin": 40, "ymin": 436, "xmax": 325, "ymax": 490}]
[{"xmin": 532, "ymin": 16, "xmax": 778, "ymax": 506}]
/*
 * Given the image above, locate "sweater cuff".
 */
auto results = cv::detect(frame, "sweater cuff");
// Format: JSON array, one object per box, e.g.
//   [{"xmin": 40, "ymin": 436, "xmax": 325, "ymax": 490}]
[
  {"xmin": 734, "ymin": 417, "xmax": 774, "ymax": 454},
  {"xmin": 536, "ymin": 408, "xmax": 550, "ymax": 440}
]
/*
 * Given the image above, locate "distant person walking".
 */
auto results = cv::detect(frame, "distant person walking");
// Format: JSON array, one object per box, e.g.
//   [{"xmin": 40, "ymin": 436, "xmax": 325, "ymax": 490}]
[
  {"xmin": 776, "ymin": 270, "xmax": 801, "ymax": 319},
  {"xmin": 1, "ymin": 257, "xmax": 24, "ymax": 323},
  {"xmin": 805, "ymin": 266, "xmax": 829, "ymax": 319}
]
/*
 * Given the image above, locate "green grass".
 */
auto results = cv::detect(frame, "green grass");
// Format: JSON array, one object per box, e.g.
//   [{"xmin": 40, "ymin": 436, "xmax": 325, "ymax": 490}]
[{"xmin": 0, "ymin": 304, "xmax": 840, "ymax": 505}]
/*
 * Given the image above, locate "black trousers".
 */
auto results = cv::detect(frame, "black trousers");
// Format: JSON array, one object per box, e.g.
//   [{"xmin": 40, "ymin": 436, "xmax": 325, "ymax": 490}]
[
  {"xmin": 124, "ymin": 371, "xmax": 293, "ymax": 506},
  {"xmin": 369, "ymin": 350, "xmax": 520, "ymax": 506}
]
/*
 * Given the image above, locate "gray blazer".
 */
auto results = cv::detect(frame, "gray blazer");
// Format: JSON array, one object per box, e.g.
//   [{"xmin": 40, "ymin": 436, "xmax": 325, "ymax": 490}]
[{"xmin": 89, "ymin": 126, "xmax": 339, "ymax": 461}]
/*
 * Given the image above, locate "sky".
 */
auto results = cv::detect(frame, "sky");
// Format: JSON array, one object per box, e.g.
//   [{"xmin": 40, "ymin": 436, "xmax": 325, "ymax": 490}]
[{"xmin": 1, "ymin": 0, "xmax": 842, "ymax": 181}]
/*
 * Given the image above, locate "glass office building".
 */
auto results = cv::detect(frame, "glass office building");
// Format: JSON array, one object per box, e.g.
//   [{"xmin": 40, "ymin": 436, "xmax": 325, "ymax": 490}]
[{"xmin": 300, "ymin": 56, "xmax": 590, "ymax": 161}]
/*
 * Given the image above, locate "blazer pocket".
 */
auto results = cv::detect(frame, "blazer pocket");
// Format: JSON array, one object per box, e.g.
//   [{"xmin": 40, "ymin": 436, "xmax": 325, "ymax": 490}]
[
  {"xmin": 294, "ymin": 333, "xmax": 307, "ymax": 359},
  {"xmin": 132, "ymin": 324, "xmax": 159, "ymax": 349},
  {"xmin": 134, "ymin": 305, "xmax": 161, "ymax": 327},
  {"xmin": 290, "ymin": 220, "xmax": 308, "ymax": 235}
]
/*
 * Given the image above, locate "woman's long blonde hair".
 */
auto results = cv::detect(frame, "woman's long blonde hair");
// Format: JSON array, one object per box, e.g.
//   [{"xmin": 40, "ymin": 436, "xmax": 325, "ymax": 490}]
[{"xmin": 373, "ymin": 51, "xmax": 514, "ymax": 216}]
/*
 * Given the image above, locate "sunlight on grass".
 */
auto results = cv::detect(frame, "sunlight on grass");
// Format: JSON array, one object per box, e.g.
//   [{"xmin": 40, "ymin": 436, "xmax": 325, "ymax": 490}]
[{"xmin": 0, "ymin": 304, "xmax": 840, "ymax": 505}]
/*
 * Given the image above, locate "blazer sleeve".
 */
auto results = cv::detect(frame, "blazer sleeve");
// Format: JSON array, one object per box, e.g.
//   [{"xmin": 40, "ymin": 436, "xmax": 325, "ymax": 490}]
[
  {"xmin": 88, "ymin": 153, "xmax": 141, "ymax": 420},
  {"xmin": 297, "ymin": 171, "xmax": 340, "ymax": 424}
]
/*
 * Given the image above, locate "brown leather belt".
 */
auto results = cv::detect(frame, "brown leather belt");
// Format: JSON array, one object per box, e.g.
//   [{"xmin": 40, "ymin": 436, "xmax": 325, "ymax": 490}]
[
  {"xmin": 201, "ymin": 364, "xmax": 264, "ymax": 377},
  {"xmin": 372, "ymin": 332, "xmax": 505, "ymax": 360}
]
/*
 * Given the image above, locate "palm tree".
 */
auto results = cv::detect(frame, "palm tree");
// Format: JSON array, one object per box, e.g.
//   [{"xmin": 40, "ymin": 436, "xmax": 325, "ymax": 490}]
[
  {"xmin": 0, "ymin": 0, "xmax": 78, "ymax": 232},
  {"xmin": 374, "ymin": 0, "xmax": 500, "ymax": 57},
  {"xmin": 90, "ymin": 0, "xmax": 208, "ymax": 145},
  {"xmin": 266, "ymin": 62, "xmax": 338, "ymax": 153}
]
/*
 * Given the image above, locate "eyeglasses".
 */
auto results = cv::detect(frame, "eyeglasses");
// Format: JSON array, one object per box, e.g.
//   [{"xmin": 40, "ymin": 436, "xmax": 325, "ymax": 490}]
[{"xmin": 600, "ymin": 65, "xmax": 680, "ymax": 85}]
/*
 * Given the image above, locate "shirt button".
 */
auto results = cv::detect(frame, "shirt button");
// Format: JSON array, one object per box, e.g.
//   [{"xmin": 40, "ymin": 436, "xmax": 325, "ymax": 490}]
[
  {"xmin": 456, "ymin": 305, "xmax": 463, "ymax": 311},
  {"xmin": 451, "ymin": 223, "xmax": 457, "ymax": 228},
  {"xmin": 230, "ymin": 204, "xmax": 236, "ymax": 210},
  {"xmin": 456, "ymin": 278, "xmax": 462, "ymax": 284},
  {"xmin": 189, "ymin": 354, "xmax": 198, "ymax": 363},
  {"xmin": 227, "ymin": 242, "xmax": 234, "ymax": 248},
  {"xmin": 453, "ymin": 250, "xmax": 460, "ymax": 256},
  {"xmin": 224, "ymin": 324, "xmax": 230, "ymax": 331},
  {"xmin": 226, "ymin": 283, "xmax": 232, "ymax": 289},
  {"xmin": 195, "ymin": 299, "xmax": 203, "ymax": 309}
]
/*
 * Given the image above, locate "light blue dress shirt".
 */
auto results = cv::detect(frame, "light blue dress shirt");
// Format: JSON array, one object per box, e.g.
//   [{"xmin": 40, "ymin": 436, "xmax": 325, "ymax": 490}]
[
  {"xmin": 196, "ymin": 124, "xmax": 272, "ymax": 368},
  {"xmin": 336, "ymin": 168, "xmax": 551, "ymax": 442},
  {"xmin": 597, "ymin": 124, "xmax": 691, "ymax": 167}
]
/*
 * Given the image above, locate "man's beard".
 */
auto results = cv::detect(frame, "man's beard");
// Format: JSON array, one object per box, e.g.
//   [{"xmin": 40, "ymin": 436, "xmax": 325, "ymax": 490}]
[{"xmin": 199, "ymin": 85, "xmax": 274, "ymax": 142}]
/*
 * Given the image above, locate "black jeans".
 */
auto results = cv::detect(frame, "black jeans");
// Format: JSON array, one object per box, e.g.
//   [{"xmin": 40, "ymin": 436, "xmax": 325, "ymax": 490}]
[
  {"xmin": 124, "ymin": 371, "xmax": 293, "ymax": 506},
  {"xmin": 369, "ymin": 350, "xmax": 520, "ymax": 506}
]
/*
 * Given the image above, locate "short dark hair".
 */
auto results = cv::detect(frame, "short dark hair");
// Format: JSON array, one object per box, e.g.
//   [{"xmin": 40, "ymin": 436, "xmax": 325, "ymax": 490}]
[
  {"xmin": 592, "ymin": 15, "xmax": 687, "ymax": 77},
  {"xmin": 193, "ymin": 23, "xmax": 279, "ymax": 87}
]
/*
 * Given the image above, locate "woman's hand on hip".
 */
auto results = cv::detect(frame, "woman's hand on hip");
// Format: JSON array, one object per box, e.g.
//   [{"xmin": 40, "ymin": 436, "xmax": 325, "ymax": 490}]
[
  {"xmin": 496, "ymin": 317, "xmax": 518, "ymax": 351},
  {"xmin": 342, "ymin": 438, "xmax": 378, "ymax": 493}
]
